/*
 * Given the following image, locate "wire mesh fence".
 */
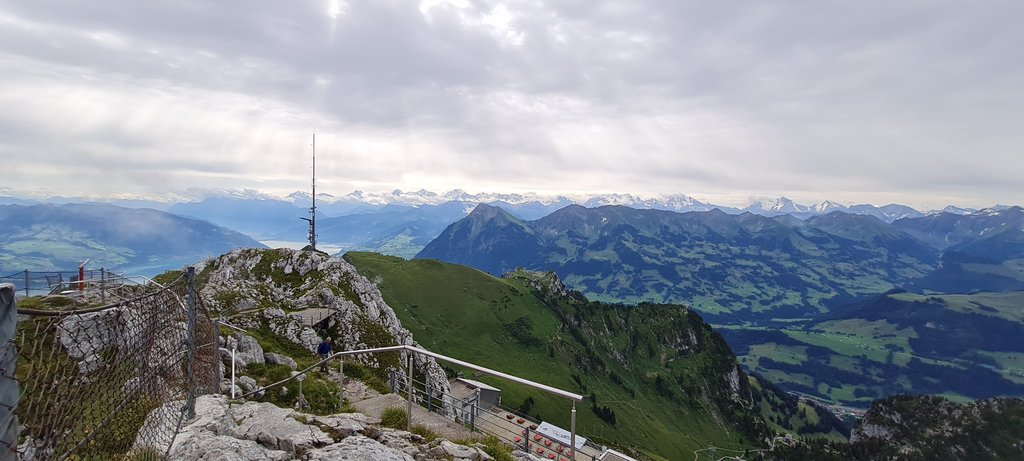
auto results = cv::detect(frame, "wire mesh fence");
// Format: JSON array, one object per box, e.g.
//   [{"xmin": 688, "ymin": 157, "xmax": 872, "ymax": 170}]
[{"xmin": 6, "ymin": 269, "xmax": 217, "ymax": 460}]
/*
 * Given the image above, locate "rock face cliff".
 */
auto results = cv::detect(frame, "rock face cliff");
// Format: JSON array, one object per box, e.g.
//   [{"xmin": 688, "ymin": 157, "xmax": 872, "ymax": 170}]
[
  {"xmin": 197, "ymin": 248, "xmax": 451, "ymax": 410},
  {"xmin": 850, "ymin": 395, "xmax": 1024, "ymax": 459}
]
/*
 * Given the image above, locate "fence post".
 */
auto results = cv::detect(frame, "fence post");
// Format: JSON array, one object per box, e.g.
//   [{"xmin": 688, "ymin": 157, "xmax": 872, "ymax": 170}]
[
  {"xmin": 213, "ymin": 318, "xmax": 221, "ymax": 383},
  {"xmin": 185, "ymin": 266, "xmax": 197, "ymax": 419},
  {"xmin": 23, "ymin": 270, "xmax": 29, "ymax": 298},
  {"xmin": 406, "ymin": 354, "xmax": 413, "ymax": 432},
  {"xmin": 0, "ymin": 284, "xmax": 19, "ymax": 461},
  {"xmin": 99, "ymin": 268, "xmax": 106, "ymax": 304}
]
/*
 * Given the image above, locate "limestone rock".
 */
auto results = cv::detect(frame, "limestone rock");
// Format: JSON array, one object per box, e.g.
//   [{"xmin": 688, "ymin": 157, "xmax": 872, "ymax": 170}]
[
  {"xmin": 227, "ymin": 334, "xmax": 264, "ymax": 368},
  {"xmin": 310, "ymin": 414, "xmax": 369, "ymax": 438},
  {"xmin": 218, "ymin": 379, "xmax": 241, "ymax": 397},
  {"xmin": 439, "ymin": 439, "xmax": 479, "ymax": 460},
  {"xmin": 169, "ymin": 435, "xmax": 291, "ymax": 461},
  {"xmin": 306, "ymin": 435, "xmax": 415, "ymax": 461},
  {"xmin": 227, "ymin": 400, "xmax": 333, "ymax": 454},
  {"xmin": 198, "ymin": 248, "xmax": 454, "ymax": 414},
  {"xmin": 264, "ymin": 352, "xmax": 298, "ymax": 370},
  {"xmin": 236, "ymin": 375, "xmax": 263, "ymax": 398}
]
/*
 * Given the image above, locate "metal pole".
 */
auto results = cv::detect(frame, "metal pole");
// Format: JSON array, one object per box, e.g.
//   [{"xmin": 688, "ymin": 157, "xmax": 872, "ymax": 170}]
[
  {"xmin": 406, "ymin": 354, "xmax": 413, "ymax": 431},
  {"xmin": 23, "ymin": 271, "xmax": 28, "ymax": 297},
  {"xmin": 1, "ymin": 284, "xmax": 21, "ymax": 456},
  {"xmin": 426, "ymin": 382, "xmax": 433, "ymax": 413},
  {"xmin": 213, "ymin": 318, "xmax": 222, "ymax": 382},
  {"xmin": 185, "ymin": 266, "xmax": 197, "ymax": 419},
  {"xmin": 338, "ymin": 358, "xmax": 345, "ymax": 412},
  {"xmin": 99, "ymin": 268, "xmax": 106, "ymax": 304},
  {"xmin": 470, "ymin": 391, "xmax": 478, "ymax": 431},
  {"xmin": 231, "ymin": 345, "xmax": 237, "ymax": 399},
  {"xmin": 570, "ymin": 401, "xmax": 577, "ymax": 461}
]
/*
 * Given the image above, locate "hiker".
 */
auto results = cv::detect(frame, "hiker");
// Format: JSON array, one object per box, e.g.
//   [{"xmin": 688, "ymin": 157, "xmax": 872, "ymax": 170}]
[{"xmin": 317, "ymin": 337, "xmax": 332, "ymax": 373}]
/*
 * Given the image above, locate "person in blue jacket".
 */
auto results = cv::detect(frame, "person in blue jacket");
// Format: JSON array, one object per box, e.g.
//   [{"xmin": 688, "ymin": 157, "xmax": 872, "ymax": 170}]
[{"xmin": 317, "ymin": 337, "xmax": 332, "ymax": 373}]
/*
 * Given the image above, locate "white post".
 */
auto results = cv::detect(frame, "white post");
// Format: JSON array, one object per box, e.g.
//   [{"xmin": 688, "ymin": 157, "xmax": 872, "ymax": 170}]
[
  {"xmin": 231, "ymin": 345, "xmax": 237, "ymax": 399},
  {"xmin": 338, "ymin": 358, "xmax": 345, "ymax": 412},
  {"xmin": 570, "ymin": 401, "xmax": 577, "ymax": 461}
]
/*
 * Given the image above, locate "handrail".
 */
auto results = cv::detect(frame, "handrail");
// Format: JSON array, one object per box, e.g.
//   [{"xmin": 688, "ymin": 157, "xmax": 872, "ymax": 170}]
[
  {"xmin": 298, "ymin": 344, "xmax": 584, "ymax": 401},
  {"xmin": 406, "ymin": 345, "xmax": 584, "ymax": 402},
  {"xmin": 232, "ymin": 343, "xmax": 585, "ymax": 460}
]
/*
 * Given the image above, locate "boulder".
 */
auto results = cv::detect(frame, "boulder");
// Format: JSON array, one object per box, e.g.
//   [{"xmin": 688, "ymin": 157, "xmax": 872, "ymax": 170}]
[
  {"xmin": 310, "ymin": 414, "xmax": 369, "ymax": 438},
  {"xmin": 439, "ymin": 439, "xmax": 479, "ymax": 460},
  {"xmin": 264, "ymin": 352, "xmax": 298, "ymax": 370},
  {"xmin": 227, "ymin": 334, "xmax": 265, "ymax": 368},
  {"xmin": 219, "ymin": 380, "xmax": 241, "ymax": 397},
  {"xmin": 236, "ymin": 376, "xmax": 263, "ymax": 399}
]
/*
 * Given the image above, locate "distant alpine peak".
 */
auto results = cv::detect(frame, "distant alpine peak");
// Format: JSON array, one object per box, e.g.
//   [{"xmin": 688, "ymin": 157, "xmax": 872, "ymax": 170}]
[
  {"xmin": 745, "ymin": 196, "xmax": 810, "ymax": 214},
  {"xmin": 941, "ymin": 205, "xmax": 979, "ymax": 215},
  {"xmin": 812, "ymin": 200, "xmax": 848, "ymax": 213}
]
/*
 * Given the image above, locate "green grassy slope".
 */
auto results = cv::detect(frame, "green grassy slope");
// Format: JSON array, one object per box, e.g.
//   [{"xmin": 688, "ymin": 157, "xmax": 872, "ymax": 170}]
[{"xmin": 345, "ymin": 252, "xmax": 845, "ymax": 459}]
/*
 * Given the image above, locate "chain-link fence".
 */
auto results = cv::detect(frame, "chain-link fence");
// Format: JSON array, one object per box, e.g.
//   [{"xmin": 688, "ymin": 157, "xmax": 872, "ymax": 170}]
[{"xmin": 4, "ymin": 268, "xmax": 217, "ymax": 460}]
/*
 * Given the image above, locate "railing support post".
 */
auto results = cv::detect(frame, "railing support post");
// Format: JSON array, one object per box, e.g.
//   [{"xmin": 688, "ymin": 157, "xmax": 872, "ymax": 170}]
[
  {"xmin": 406, "ymin": 353, "xmax": 413, "ymax": 431},
  {"xmin": 23, "ymin": 270, "xmax": 29, "ymax": 297},
  {"xmin": 570, "ymin": 400, "xmax": 577, "ymax": 461},
  {"xmin": 426, "ymin": 382, "xmax": 433, "ymax": 413},
  {"xmin": 338, "ymin": 358, "xmax": 345, "ymax": 412}
]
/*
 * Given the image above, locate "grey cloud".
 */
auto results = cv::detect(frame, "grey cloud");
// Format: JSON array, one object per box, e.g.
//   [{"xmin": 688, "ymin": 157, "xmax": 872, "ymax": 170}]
[{"xmin": 0, "ymin": 1, "xmax": 1022, "ymax": 208}]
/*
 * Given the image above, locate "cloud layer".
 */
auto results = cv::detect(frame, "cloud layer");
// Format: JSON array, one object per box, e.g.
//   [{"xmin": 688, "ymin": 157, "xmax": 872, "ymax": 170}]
[{"xmin": 1, "ymin": 0, "xmax": 1021, "ymax": 209}]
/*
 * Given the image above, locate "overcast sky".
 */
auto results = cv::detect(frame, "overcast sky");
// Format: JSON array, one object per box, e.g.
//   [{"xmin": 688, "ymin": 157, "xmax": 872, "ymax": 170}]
[{"xmin": 0, "ymin": 0, "xmax": 1021, "ymax": 209}]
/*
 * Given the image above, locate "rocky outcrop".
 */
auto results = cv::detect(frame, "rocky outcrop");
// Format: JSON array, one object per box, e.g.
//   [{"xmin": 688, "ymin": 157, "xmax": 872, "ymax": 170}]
[
  {"xmin": 199, "ymin": 248, "xmax": 452, "ymax": 413},
  {"xmin": 306, "ymin": 435, "xmax": 413, "ymax": 461},
  {"xmin": 265, "ymin": 352, "xmax": 298, "ymax": 370},
  {"xmin": 225, "ymin": 334, "xmax": 264, "ymax": 368},
  {"xmin": 150, "ymin": 395, "xmax": 495, "ymax": 461}
]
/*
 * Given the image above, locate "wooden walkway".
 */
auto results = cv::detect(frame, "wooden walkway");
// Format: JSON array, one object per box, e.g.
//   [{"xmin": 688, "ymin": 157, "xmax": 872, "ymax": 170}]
[{"xmin": 290, "ymin": 307, "xmax": 336, "ymax": 326}]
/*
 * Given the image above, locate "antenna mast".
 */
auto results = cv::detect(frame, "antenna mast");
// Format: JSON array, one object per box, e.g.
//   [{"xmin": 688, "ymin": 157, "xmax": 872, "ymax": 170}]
[{"xmin": 301, "ymin": 133, "xmax": 317, "ymax": 251}]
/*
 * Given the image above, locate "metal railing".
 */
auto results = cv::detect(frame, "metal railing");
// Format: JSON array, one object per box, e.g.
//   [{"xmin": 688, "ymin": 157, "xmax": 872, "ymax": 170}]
[
  {"xmin": 0, "ymin": 269, "xmax": 161, "ymax": 305},
  {"xmin": 389, "ymin": 374, "xmax": 603, "ymax": 461},
  {"xmin": 230, "ymin": 343, "xmax": 589, "ymax": 460}
]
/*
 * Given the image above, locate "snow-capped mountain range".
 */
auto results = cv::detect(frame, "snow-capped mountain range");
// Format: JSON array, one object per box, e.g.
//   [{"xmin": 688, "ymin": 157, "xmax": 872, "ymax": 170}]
[{"xmin": 4, "ymin": 187, "xmax": 1012, "ymax": 222}]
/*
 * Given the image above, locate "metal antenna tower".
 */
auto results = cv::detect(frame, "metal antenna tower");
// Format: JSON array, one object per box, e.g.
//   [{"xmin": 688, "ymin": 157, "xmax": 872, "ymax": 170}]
[{"xmin": 300, "ymin": 133, "xmax": 317, "ymax": 251}]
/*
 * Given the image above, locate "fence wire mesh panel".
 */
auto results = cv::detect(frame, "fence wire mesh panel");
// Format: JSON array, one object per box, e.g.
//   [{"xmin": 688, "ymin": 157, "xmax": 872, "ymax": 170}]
[{"xmin": 11, "ymin": 271, "xmax": 216, "ymax": 460}]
